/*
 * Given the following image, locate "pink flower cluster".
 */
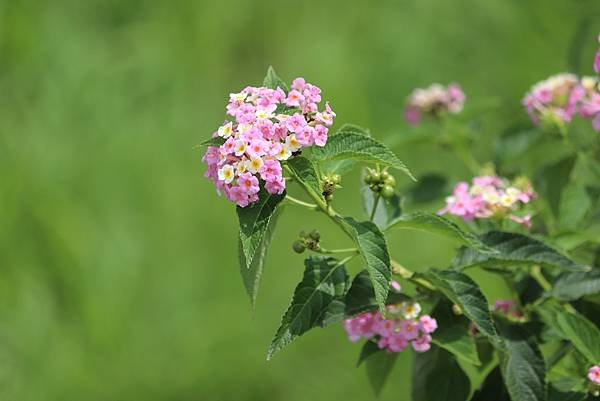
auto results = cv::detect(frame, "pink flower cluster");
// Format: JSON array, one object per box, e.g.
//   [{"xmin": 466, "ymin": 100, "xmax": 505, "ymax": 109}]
[
  {"xmin": 522, "ymin": 73, "xmax": 600, "ymax": 132},
  {"xmin": 202, "ymin": 78, "xmax": 335, "ymax": 207},
  {"xmin": 589, "ymin": 365, "xmax": 600, "ymax": 385},
  {"xmin": 404, "ymin": 83, "xmax": 465, "ymax": 125},
  {"xmin": 343, "ymin": 302, "xmax": 437, "ymax": 353},
  {"xmin": 439, "ymin": 175, "xmax": 535, "ymax": 228}
]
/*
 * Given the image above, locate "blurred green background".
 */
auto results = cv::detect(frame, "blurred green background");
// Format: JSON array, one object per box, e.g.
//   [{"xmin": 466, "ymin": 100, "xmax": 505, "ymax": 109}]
[{"xmin": 0, "ymin": 0, "xmax": 599, "ymax": 400}]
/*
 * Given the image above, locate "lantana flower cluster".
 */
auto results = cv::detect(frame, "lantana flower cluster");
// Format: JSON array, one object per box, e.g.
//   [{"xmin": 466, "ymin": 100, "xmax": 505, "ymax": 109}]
[
  {"xmin": 343, "ymin": 302, "xmax": 437, "ymax": 353},
  {"xmin": 404, "ymin": 83, "xmax": 465, "ymax": 125},
  {"xmin": 202, "ymin": 78, "xmax": 335, "ymax": 207},
  {"xmin": 439, "ymin": 175, "xmax": 536, "ymax": 228},
  {"xmin": 522, "ymin": 73, "xmax": 600, "ymax": 132}
]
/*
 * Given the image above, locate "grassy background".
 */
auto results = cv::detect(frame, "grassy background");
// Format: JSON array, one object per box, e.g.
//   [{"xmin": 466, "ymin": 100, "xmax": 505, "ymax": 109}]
[{"xmin": 0, "ymin": 0, "xmax": 599, "ymax": 400}]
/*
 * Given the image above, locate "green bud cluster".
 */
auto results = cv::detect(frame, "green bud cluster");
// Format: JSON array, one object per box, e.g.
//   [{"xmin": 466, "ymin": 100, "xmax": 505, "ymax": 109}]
[
  {"xmin": 363, "ymin": 168, "xmax": 396, "ymax": 199},
  {"xmin": 321, "ymin": 174, "xmax": 342, "ymax": 203},
  {"xmin": 292, "ymin": 229, "xmax": 321, "ymax": 254}
]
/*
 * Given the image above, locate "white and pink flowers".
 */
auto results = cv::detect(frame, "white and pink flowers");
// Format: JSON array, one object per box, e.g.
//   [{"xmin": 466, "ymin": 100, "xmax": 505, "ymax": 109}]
[
  {"xmin": 343, "ymin": 301, "xmax": 437, "ymax": 354},
  {"xmin": 203, "ymin": 78, "xmax": 335, "ymax": 207},
  {"xmin": 522, "ymin": 73, "xmax": 600, "ymax": 132},
  {"xmin": 404, "ymin": 83, "xmax": 465, "ymax": 125},
  {"xmin": 439, "ymin": 175, "xmax": 535, "ymax": 228}
]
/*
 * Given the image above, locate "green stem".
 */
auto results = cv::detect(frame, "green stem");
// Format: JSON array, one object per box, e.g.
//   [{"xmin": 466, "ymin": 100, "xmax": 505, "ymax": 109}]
[
  {"xmin": 369, "ymin": 193, "xmax": 381, "ymax": 222},
  {"xmin": 283, "ymin": 164, "xmax": 436, "ymax": 292},
  {"xmin": 530, "ymin": 265, "xmax": 551, "ymax": 292},
  {"xmin": 284, "ymin": 195, "xmax": 318, "ymax": 210},
  {"xmin": 317, "ymin": 247, "xmax": 359, "ymax": 255},
  {"xmin": 391, "ymin": 259, "xmax": 435, "ymax": 291},
  {"xmin": 283, "ymin": 164, "xmax": 353, "ymax": 239}
]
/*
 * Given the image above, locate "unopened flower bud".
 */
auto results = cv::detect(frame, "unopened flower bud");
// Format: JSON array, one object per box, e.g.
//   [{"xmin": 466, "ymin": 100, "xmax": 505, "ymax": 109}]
[
  {"xmin": 452, "ymin": 304, "xmax": 463, "ymax": 315},
  {"xmin": 292, "ymin": 240, "xmax": 306, "ymax": 254},
  {"xmin": 309, "ymin": 229, "xmax": 321, "ymax": 241},
  {"xmin": 384, "ymin": 175, "xmax": 396, "ymax": 187},
  {"xmin": 381, "ymin": 185, "xmax": 395, "ymax": 199}
]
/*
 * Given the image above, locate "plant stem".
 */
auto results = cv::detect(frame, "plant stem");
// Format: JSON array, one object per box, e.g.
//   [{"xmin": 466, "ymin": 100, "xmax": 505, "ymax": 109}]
[
  {"xmin": 284, "ymin": 195, "xmax": 318, "ymax": 210},
  {"xmin": 530, "ymin": 265, "xmax": 551, "ymax": 291},
  {"xmin": 369, "ymin": 193, "xmax": 381, "ymax": 222},
  {"xmin": 529, "ymin": 265, "xmax": 578, "ymax": 314},
  {"xmin": 284, "ymin": 164, "xmax": 436, "ymax": 292},
  {"xmin": 317, "ymin": 247, "xmax": 359, "ymax": 255},
  {"xmin": 390, "ymin": 259, "xmax": 435, "ymax": 291},
  {"xmin": 283, "ymin": 164, "xmax": 353, "ymax": 239}
]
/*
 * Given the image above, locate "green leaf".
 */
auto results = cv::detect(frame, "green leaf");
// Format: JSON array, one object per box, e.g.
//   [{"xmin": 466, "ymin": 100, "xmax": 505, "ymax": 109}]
[
  {"xmin": 286, "ymin": 156, "xmax": 324, "ymax": 202},
  {"xmin": 559, "ymin": 182, "xmax": 591, "ymax": 232},
  {"xmin": 334, "ymin": 123, "xmax": 370, "ymax": 136},
  {"xmin": 430, "ymin": 301, "xmax": 480, "ymax": 366},
  {"xmin": 470, "ymin": 367, "xmax": 509, "ymax": 401},
  {"xmin": 262, "ymin": 66, "xmax": 289, "ymax": 92},
  {"xmin": 237, "ymin": 188, "xmax": 285, "ymax": 269},
  {"xmin": 365, "ymin": 346, "xmax": 398, "ymax": 396},
  {"xmin": 361, "ymin": 186, "xmax": 401, "ymax": 230},
  {"xmin": 198, "ymin": 136, "xmax": 226, "ymax": 147},
  {"xmin": 461, "ymin": 339, "xmax": 500, "ymax": 399},
  {"xmin": 552, "ymin": 270, "xmax": 600, "ymax": 301},
  {"xmin": 267, "ymin": 256, "xmax": 349, "ymax": 360},
  {"xmin": 386, "ymin": 212, "xmax": 494, "ymax": 253},
  {"xmin": 312, "ymin": 132, "xmax": 415, "ymax": 180},
  {"xmin": 412, "ymin": 345, "xmax": 471, "ymax": 401},
  {"xmin": 548, "ymin": 387, "xmax": 587, "ymax": 401},
  {"xmin": 497, "ymin": 324, "xmax": 547, "ymax": 401},
  {"xmin": 344, "ymin": 270, "xmax": 409, "ymax": 317},
  {"xmin": 556, "ymin": 311, "xmax": 600, "ymax": 364},
  {"xmin": 320, "ymin": 159, "xmax": 356, "ymax": 175},
  {"xmin": 420, "ymin": 269, "xmax": 497, "ymax": 339},
  {"xmin": 536, "ymin": 302, "xmax": 570, "ymax": 339},
  {"xmin": 452, "ymin": 231, "xmax": 589, "ymax": 272},
  {"xmin": 238, "ymin": 208, "xmax": 281, "ymax": 309},
  {"xmin": 341, "ymin": 217, "xmax": 391, "ymax": 312},
  {"xmin": 402, "ymin": 173, "xmax": 449, "ymax": 204},
  {"xmin": 357, "ymin": 340, "xmax": 381, "ymax": 366}
]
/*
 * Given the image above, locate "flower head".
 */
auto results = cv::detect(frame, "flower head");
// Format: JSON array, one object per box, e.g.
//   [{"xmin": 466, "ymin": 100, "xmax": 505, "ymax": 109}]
[
  {"xmin": 439, "ymin": 175, "xmax": 536, "ymax": 228},
  {"xmin": 343, "ymin": 293, "xmax": 437, "ymax": 355},
  {"xmin": 404, "ymin": 83, "xmax": 465, "ymax": 125},
  {"xmin": 522, "ymin": 72, "xmax": 600, "ymax": 133},
  {"xmin": 202, "ymin": 77, "xmax": 335, "ymax": 207}
]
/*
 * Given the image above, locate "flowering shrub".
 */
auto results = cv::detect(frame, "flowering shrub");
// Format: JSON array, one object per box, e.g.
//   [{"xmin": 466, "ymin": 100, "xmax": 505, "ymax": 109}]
[{"xmin": 200, "ymin": 50, "xmax": 600, "ymax": 401}]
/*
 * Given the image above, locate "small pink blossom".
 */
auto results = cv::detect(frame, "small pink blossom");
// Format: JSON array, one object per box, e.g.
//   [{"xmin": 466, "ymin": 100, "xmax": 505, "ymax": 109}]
[
  {"xmin": 286, "ymin": 113, "xmax": 308, "ymax": 133},
  {"xmin": 237, "ymin": 172, "xmax": 260, "ymax": 195},
  {"xmin": 411, "ymin": 334, "xmax": 432, "ymax": 353},
  {"xmin": 419, "ymin": 315, "xmax": 438, "ymax": 334},
  {"xmin": 265, "ymin": 178, "xmax": 286, "ymax": 195},
  {"xmin": 314, "ymin": 125, "xmax": 328, "ymax": 147},
  {"xmin": 589, "ymin": 365, "xmax": 600, "ymax": 385},
  {"xmin": 390, "ymin": 280, "xmax": 402, "ymax": 293},
  {"xmin": 399, "ymin": 319, "xmax": 419, "ymax": 340}
]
